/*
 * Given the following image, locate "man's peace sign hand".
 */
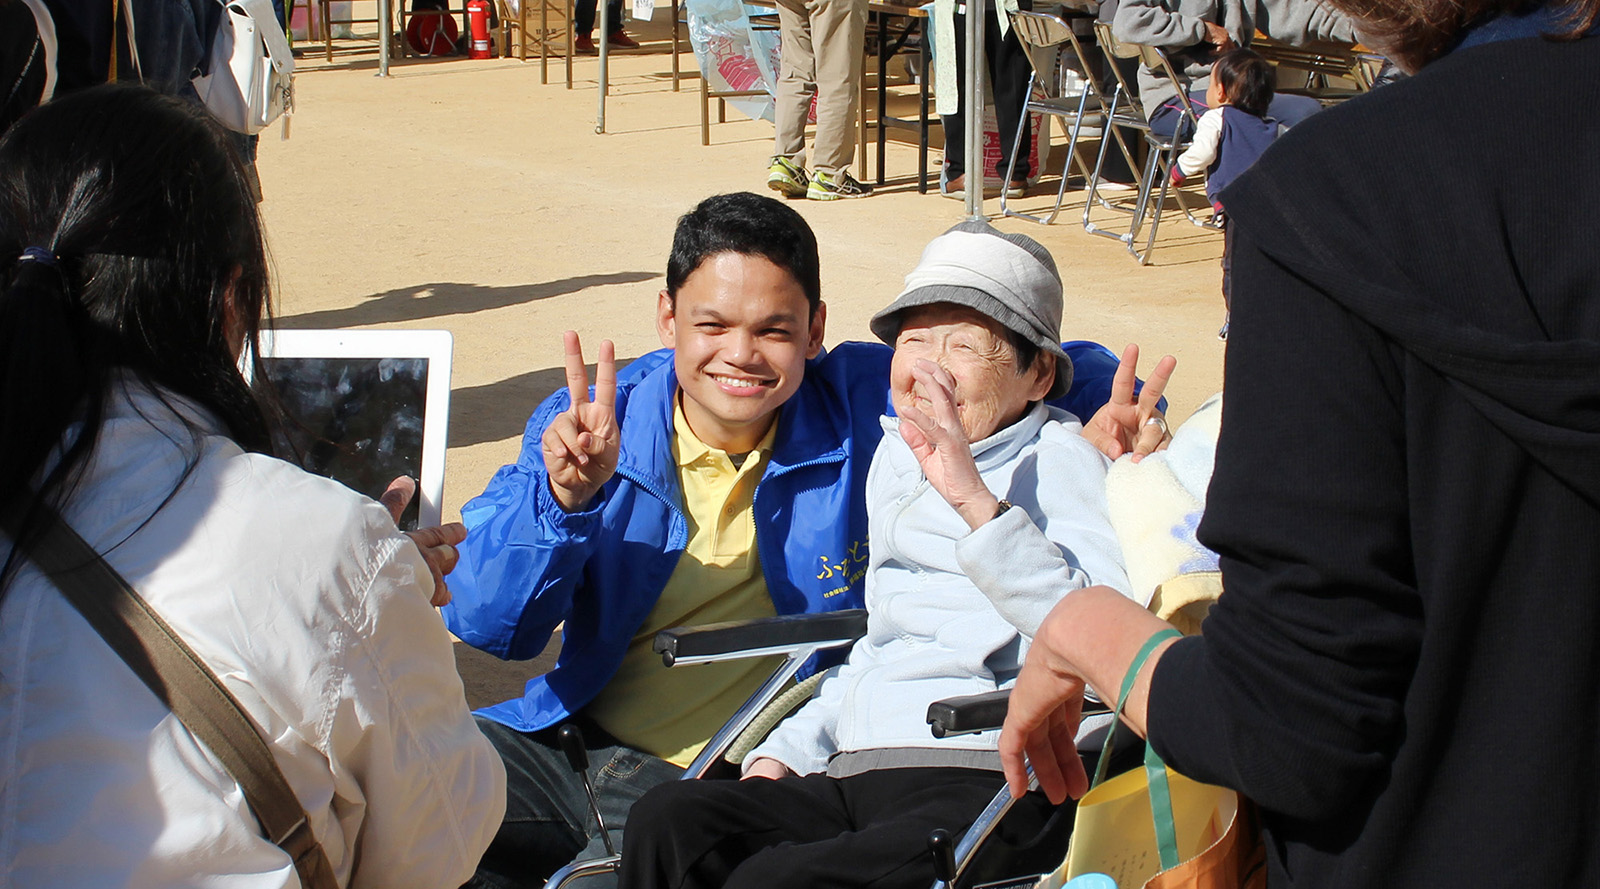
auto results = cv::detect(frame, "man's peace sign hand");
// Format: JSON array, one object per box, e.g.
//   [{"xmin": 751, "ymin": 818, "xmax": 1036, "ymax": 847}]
[{"xmin": 542, "ymin": 331, "xmax": 620, "ymax": 512}]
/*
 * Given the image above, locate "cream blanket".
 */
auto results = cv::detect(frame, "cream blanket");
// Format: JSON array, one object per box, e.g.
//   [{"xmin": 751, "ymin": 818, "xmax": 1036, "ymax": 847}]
[{"xmin": 1105, "ymin": 393, "xmax": 1223, "ymax": 636}]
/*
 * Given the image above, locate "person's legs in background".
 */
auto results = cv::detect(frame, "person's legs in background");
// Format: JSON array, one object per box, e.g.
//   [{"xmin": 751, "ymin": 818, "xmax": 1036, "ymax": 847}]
[
  {"xmin": 573, "ymin": 0, "xmax": 633, "ymax": 52},
  {"xmin": 943, "ymin": 4, "xmax": 1031, "ymax": 200},
  {"xmin": 802, "ymin": 0, "xmax": 871, "ymax": 199},
  {"xmin": 768, "ymin": 0, "xmax": 818, "ymax": 197},
  {"xmin": 988, "ymin": 5, "xmax": 1032, "ymax": 195},
  {"xmin": 1218, "ymin": 214, "xmax": 1232, "ymax": 340}
]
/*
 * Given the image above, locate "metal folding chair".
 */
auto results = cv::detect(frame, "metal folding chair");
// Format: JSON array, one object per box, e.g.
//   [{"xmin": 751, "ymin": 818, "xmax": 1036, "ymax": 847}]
[
  {"xmin": 1080, "ymin": 21, "xmax": 1157, "ymax": 251},
  {"xmin": 1126, "ymin": 40, "xmax": 1221, "ymax": 264},
  {"xmin": 1088, "ymin": 24, "xmax": 1215, "ymax": 264},
  {"xmin": 999, "ymin": 8, "xmax": 1106, "ymax": 225}
]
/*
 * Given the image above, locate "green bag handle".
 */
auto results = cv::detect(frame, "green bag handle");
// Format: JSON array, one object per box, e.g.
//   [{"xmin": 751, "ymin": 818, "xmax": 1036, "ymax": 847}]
[{"xmin": 1091, "ymin": 627, "xmax": 1185, "ymax": 870}]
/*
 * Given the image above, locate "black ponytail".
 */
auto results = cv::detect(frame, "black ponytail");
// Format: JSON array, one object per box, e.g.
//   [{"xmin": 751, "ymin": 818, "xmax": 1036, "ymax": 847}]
[{"xmin": 0, "ymin": 85, "xmax": 275, "ymax": 595}]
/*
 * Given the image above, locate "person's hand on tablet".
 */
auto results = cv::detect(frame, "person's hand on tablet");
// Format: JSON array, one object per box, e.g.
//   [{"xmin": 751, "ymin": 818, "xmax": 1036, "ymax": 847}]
[
  {"xmin": 380, "ymin": 475, "xmax": 466, "ymax": 607},
  {"xmin": 542, "ymin": 331, "xmax": 620, "ymax": 513}
]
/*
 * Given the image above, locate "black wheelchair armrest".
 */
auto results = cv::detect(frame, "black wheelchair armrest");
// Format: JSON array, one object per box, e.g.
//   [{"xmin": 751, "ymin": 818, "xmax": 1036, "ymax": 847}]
[
  {"xmin": 926, "ymin": 690, "xmax": 1114, "ymax": 738},
  {"xmin": 927, "ymin": 689, "xmax": 1014, "ymax": 739},
  {"xmin": 654, "ymin": 609, "xmax": 868, "ymax": 667}
]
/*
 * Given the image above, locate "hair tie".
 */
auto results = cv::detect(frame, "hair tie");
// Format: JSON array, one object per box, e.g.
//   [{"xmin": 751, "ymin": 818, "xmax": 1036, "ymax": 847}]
[{"xmin": 18, "ymin": 247, "xmax": 58, "ymax": 266}]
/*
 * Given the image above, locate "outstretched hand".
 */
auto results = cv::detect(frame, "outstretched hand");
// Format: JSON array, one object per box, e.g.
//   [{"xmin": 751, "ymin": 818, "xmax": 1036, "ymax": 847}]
[
  {"xmin": 542, "ymin": 331, "xmax": 620, "ymax": 513},
  {"xmin": 899, "ymin": 360, "xmax": 999, "ymax": 531},
  {"xmin": 1082, "ymin": 344, "xmax": 1176, "ymax": 462},
  {"xmin": 999, "ymin": 639, "xmax": 1092, "ymax": 805},
  {"xmin": 379, "ymin": 476, "xmax": 467, "ymax": 608}
]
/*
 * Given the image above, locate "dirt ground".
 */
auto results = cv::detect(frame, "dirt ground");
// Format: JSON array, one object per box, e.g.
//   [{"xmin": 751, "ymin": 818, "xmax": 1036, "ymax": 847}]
[{"xmin": 258, "ymin": 12, "xmax": 1229, "ymax": 706}]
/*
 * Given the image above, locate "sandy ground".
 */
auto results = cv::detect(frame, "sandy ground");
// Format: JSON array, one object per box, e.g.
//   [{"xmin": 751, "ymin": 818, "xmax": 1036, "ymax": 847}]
[{"xmin": 258, "ymin": 13, "xmax": 1229, "ymax": 706}]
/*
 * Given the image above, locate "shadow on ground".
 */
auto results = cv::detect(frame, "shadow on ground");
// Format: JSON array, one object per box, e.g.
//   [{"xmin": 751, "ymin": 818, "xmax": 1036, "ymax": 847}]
[
  {"xmin": 276, "ymin": 273, "xmax": 658, "ymax": 329},
  {"xmin": 455, "ymin": 632, "xmax": 562, "ymax": 711},
  {"xmin": 450, "ymin": 354, "xmax": 644, "ymax": 448}
]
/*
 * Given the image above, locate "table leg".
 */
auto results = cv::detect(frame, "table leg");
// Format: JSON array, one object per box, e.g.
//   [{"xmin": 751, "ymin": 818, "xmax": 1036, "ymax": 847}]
[
  {"xmin": 876, "ymin": 11, "xmax": 888, "ymax": 185},
  {"xmin": 857, "ymin": 52, "xmax": 868, "ymax": 181},
  {"xmin": 918, "ymin": 25, "xmax": 929, "ymax": 193}
]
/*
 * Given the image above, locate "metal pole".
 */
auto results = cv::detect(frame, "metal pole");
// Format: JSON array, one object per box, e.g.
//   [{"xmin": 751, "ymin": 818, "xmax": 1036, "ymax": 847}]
[
  {"xmin": 596, "ymin": 0, "xmax": 609, "ymax": 132},
  {"xmin": 963, "ymin": 0, "xmax": 986, "ymax": 221},
  {"xmin": 378, "ymin": 0, "xmax": 391, "ymax": 75}
]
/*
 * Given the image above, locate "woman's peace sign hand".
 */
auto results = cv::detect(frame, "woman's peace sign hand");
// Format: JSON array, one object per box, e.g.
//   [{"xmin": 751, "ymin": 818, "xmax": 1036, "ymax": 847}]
[
  {"xmin": 542, "ymin": 331, "xmax": 620, "ymax": 512},
  {"xmin": 1081, "ymin": 344, "xmax": 1176, "ymax": 462}
]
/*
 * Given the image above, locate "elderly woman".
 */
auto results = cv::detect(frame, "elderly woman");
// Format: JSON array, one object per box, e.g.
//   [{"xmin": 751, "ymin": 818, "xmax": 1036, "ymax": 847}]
[
  {"xmin": 615, "ymin": 222, "xmax": 1136, "ymax": 889},
  {"xmin": 997, "ymin": 0, "xmax": 1600, "ymax": 887}
]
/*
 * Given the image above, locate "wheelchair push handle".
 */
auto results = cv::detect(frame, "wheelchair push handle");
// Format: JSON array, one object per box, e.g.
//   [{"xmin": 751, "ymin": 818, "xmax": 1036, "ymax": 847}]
[
  {"xmin": 559, "ymin": 724, "xmax": 590, "ymax": 772},
  {"xmin": 558, "ymin": 723, "xmax": 618, "ymax": 857},
  {"xmin": 929, "ymin": 828, "xmax": 957, "ymax": 884}
]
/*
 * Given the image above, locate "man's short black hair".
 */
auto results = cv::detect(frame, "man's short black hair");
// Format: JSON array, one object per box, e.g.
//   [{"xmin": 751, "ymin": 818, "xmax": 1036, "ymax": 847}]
[
  {"xmin": 1213, "ymin": 48, "xmax": 1274, "ymax": 119},
  {"xmin": 666, "ymin": 192, "xmax": 822, "ymax": 313}
]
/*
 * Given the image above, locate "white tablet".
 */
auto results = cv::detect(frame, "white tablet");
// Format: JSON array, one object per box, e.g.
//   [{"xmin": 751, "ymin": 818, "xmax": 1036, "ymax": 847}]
[{"xmin": 249, "ymin": 329, "xmax": 453, "ymax": 531}]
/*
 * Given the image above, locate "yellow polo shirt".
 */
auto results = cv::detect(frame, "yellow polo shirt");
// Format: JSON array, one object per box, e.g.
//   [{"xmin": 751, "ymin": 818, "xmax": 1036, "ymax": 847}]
[{"xmin": 585, "ymin": 397, "xmax": 783, "ymax": 767}]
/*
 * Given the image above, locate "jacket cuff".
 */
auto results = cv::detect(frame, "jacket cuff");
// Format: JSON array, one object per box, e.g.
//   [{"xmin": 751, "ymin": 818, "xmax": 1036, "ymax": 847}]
[{"xmin": 533, "ymin": 475, "xmax": 607, "ymax": 533}]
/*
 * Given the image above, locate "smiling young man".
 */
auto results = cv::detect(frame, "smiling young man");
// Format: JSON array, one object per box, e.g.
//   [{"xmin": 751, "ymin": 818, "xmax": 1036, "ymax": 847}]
[{"xmin": 443, "ymin": 193, "xmax": 1157, "ymax": 888}]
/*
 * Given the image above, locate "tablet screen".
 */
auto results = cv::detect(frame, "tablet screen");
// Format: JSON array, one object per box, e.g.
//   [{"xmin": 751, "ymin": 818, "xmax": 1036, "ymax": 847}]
[
  {"xmin": 250, "ymin": 329, "xmax": 453, "ymax": 532},
  {"xmin": 260, "ymin": 356, "xmax": 430, "ymax": 530}
]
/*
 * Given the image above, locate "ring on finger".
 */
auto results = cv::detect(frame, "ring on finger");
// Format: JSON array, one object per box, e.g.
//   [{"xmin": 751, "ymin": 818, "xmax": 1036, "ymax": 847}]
[{"xmin": 1143, "ymin": 416, "xmax": 1170, "ymax": 438}]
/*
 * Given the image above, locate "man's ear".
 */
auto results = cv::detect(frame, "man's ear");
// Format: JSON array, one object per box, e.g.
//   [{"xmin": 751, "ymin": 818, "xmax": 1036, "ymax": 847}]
[
  {"xmin": 806, "ymin": 300, "xmax": 828, "ymax": 359},
  {"xmin": 656, "ymin": 290, "xmax": 676, "ymax": 348}
]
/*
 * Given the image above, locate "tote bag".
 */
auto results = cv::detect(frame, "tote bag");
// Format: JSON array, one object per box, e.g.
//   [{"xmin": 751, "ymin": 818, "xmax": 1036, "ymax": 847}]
[{"xmin": 1041, "ymin": 629, "xmax": 1266, "ymax": 889}]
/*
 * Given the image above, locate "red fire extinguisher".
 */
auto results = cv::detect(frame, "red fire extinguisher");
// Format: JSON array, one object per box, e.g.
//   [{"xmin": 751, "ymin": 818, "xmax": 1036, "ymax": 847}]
[{"xmin": 467, "ymin": 0, "xmax": 492, "ymax": 59}]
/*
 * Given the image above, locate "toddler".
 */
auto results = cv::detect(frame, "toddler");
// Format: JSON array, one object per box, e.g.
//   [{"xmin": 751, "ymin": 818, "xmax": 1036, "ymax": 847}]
[{"xmin": 1172, "ymin": 48, "xmax": 1279, "ymax": 340}]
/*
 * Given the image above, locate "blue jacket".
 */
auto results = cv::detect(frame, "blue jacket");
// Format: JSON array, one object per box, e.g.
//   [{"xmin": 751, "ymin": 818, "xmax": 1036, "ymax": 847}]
[{"xmin": 444, "ymin": 340, "xmax": 1129, "ymax": 732}]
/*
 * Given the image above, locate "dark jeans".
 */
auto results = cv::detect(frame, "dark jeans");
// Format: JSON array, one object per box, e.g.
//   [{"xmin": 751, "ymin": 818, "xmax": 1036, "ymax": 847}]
[
  {"xmin": 467, "ymin": 715, "xmax": 685, "ymax": 889},
  {"xmin": 573, "ymin": 0, "xmax": 624, "ymax": 36},
  {"xmin": 943, "ymin": 4, "xmax": 1034, "ymax": 181},
  {"xmin": 619, "ymin": 767, "xmax": 1005, "ymax": 889}
]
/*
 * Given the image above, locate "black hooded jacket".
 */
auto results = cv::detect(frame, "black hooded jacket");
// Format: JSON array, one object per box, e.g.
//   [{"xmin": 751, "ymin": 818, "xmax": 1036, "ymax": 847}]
[{"xmin": 1147, "ymin": 28, "xmax": 1600, "ymax": 888}]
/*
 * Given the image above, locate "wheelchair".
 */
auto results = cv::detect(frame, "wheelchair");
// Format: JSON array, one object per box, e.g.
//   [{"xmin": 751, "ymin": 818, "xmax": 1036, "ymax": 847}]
[{"xmin": 543, "ymin": 610, "xmax": 1144, "ymax": 889}]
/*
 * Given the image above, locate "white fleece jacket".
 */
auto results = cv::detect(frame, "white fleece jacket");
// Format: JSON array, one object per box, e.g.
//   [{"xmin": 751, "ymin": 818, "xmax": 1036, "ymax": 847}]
[{"xmin": 747, "ymin": 403, "xmax": 1136, "ymax": 776}]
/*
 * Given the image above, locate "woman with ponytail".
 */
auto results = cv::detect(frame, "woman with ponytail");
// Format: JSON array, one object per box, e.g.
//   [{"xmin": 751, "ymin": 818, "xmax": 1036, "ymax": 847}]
[{"xmin": 0, "ymin": 85, "xmax": 504, "ymax": 887}]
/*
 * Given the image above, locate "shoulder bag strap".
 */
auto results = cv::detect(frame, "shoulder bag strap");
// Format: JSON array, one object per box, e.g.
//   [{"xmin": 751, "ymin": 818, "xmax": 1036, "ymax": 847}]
[{"xmin": 1, "ymin": 497, "xmax": 339, "ymax": 889}]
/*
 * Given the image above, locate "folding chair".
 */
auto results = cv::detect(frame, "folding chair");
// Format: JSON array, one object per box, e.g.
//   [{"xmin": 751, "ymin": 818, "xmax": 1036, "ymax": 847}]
[
  {"xmin": 542, "ymin": 609, "xmax": 870, "ymax": 889},
  {"xmin": 999, "ymin": 9, "xmax": 1107, "ymax": 225},
  {"xmin": 1080, "ymin": 21, "xmax": 1159, "ymax": 253},
  {"xmin": 1090, "ymin": 24, "xmax": 1215, "ymax": 265},
  {"xmin": 497, "ymin": 0, "xmax": 575, "ymax": 86},
  {"xmin": 1251, "ymin": 35, "xmax": 1376, "ymax": 105},
  {"xmin": 1126, "ymin": 40, "xmax": 1222, "ymax": 264}
]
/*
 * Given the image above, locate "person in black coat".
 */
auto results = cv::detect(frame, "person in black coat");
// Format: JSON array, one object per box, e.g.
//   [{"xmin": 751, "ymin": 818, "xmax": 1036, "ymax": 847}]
[{"xmin": 984, "ymin": 1, "xmax": 1600, "ymax": 886}]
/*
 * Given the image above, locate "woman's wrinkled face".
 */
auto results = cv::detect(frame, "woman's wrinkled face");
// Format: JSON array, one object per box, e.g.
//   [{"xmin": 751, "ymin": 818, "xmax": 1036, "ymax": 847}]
[{"xmin": 889, "ymin": 303, "xmax": 1053, "ymax": 442}]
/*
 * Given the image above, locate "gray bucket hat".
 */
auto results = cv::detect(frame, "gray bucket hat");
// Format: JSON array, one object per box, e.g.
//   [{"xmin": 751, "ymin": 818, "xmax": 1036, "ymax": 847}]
[{"xmin": 869, "ymin": 220, "xmax": 1072, "ymax": 399}]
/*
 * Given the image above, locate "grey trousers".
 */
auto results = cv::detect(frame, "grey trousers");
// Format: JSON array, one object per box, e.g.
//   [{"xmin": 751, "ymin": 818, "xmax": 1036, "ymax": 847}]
[
  {"xmin": 466, "ymin": 715, "xmax": 685, "ymax": 889},
  {"xmin": 772, "ymin": 0, "xmax": 868, "ymax": 174}
]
